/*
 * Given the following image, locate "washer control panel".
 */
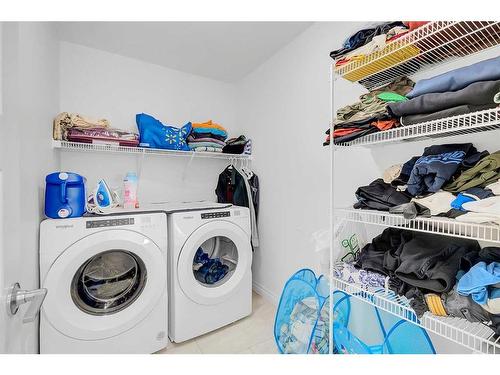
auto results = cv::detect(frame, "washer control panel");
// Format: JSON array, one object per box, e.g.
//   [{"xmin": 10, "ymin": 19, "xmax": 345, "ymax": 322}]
[
  {"xmin": 201, "ymin": 211, "xmax": 230, "ymax": 220},
  {"xmin": 86, "ymin": 218, "xmax": 135, "ymax": 229}
]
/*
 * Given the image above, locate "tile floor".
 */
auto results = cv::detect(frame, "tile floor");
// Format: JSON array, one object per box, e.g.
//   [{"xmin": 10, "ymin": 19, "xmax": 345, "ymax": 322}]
[{"xmin": 158, "ymin": 292, "xmax": 278, "ymax": 354}]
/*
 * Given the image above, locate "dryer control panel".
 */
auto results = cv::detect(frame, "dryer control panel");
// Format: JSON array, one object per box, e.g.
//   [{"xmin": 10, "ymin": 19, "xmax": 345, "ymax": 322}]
[
  {"xmin": 201, "ymin": 211, "xmax": 230, "ymax": 219},
  {"xmin": 86, "ymin": 218, "xmax": 135, "ymax": 229}
]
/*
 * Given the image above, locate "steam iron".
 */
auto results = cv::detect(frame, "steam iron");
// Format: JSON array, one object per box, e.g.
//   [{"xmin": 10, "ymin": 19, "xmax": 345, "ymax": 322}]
[
  {"xmin": 96, "ymin": 179, "xmax": 113, "ymax": 208},
  {"xmin": 87, "ymin": 179, "xmax": 120, "ymax": 214}
]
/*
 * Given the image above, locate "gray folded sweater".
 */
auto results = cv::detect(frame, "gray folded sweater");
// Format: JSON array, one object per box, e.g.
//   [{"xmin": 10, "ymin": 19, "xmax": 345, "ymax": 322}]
[{"xmin": 388, "ymin": 80, "xmax": 500, "ymax": 117}]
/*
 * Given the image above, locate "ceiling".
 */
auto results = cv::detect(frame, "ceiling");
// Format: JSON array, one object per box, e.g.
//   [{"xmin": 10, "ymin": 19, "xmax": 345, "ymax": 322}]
[{"xmin": 56, "ymin": 22, "xmax": 312, "ymax": 82}]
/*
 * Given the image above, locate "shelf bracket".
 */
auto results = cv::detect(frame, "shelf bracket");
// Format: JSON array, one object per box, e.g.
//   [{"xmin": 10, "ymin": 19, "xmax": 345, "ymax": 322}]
[{"xmin": 181, "ymin": 153, "xmax": 196, "ymax": 182}]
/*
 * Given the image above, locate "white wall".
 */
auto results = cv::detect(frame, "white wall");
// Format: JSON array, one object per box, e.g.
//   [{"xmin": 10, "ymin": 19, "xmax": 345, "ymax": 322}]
[
  {"xmin": 236, "ymin": 22, "xmax": 377, "ymax": 302},
  {"xmin": 58, "ymin": 42, "xmax": 242, "ymax": 203},
  {"xmin": 0, "ymin": 22, "xmax": 59, "ymax": 354}
]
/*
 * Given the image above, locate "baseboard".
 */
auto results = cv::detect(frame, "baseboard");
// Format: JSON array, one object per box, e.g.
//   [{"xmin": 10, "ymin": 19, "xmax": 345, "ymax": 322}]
[{"xmin": 252, "ymin": 281, "xmax": 279, "ymax": 306}]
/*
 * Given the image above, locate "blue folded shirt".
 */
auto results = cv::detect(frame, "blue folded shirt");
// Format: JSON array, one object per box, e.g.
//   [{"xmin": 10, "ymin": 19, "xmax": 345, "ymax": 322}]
[
  {"xmin": 458, "ymin": 262, "xmax": 500, "ymax": 305},
  {"xmin": 407, "ymin": 56, "xmax": 500, "ymax": 99},
  {"xmin": 192, "ymin": 127, "xmax": 227, "ymax": 137}
]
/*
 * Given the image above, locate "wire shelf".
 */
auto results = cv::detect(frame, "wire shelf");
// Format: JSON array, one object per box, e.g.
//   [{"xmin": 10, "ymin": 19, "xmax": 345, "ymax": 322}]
[
  {"xmin": 334, "ymin": 208, "xmax": 500, "ymax": 244},
  {"xmin": 334, "ymin": 21, "xmax": 500, "ymax": 90},
  {"xmin": 334, "ymin": 107, "xmax": 500, "ymax": 148},
  {"xmin": 52, "ymin": 140, "xmax": 252, "ymax": 160},
  {"xmin": 331, "ymin": 276, "xmax": 500, "ymax": 354}
]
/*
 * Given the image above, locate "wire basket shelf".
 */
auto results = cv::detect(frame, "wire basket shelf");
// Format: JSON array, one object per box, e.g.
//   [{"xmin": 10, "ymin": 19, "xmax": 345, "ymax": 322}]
[
  {"xmin": 331, "ymin": 277, "xmax": 500, "ymax": 354},
  {"xmin": 334, "ymin": 21, "xmax": 500, "ymax": 90},
  {"xmin": 52, "ymin": 140, "xmax": 252, "ymax": 160},
  {"xmin": 334, "ymin": 107, "xmax": 500, "ymax": 148},
  {"xmin": 334, "ymin": 208, "xmax": 500, "ymax": 244}
]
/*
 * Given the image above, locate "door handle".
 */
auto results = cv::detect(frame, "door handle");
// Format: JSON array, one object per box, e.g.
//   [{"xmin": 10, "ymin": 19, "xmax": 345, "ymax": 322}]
[{"xmin": 7, "ymin": 283, "xmax": 48, "ymax": 323}]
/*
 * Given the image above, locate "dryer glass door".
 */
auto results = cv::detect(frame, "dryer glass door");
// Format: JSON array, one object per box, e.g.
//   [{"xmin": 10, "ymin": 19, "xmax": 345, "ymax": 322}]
[
  {"xmin": 178, "ymin": 221, "xmax": 252, "ymax": 305},
  {"xmin": 192, "ymin": 236, "xmax": 238, "ymax": 287},
  {"xmin": 71, "ymin": 250, "xmax": 147, "ymax": 316}
]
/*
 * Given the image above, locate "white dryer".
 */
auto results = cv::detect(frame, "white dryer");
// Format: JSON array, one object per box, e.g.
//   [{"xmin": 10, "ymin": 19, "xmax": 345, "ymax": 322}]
[
  {"xmin": 168, "ymin": 206, "xmax": 252, "ymax": 342},
  {"xmin": 39, "ymin": 213, "xmax": 168, "ymax": 354}
]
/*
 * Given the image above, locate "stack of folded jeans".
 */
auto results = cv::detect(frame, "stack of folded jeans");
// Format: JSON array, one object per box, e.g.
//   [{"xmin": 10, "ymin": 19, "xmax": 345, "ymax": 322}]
[{"xmin": 188, "ymin": 120, "xmax": 228, "ymax": 152}]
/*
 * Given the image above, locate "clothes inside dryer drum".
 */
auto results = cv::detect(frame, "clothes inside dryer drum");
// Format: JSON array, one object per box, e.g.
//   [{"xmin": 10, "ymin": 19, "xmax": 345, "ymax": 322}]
[
  {"xmin": 71, "ymin": 250, "xmax": 147, "ymax": 315},
  {"xmin": 192, "ymin": 236, "xmax": 238, "ymax": 286}
]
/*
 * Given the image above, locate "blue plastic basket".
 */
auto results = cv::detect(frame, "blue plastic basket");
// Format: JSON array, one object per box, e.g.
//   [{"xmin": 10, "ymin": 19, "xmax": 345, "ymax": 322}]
[
  {"xmin": 274, "ymin": 269, "xmax": 436, "ymax": 354},
  {"xmin": 274, "ymin": 269, "xmax": 330, "ymax": 354},
  {"xmin": 332, "ymin": 291, "xmax": 436, "ymax": 354}
]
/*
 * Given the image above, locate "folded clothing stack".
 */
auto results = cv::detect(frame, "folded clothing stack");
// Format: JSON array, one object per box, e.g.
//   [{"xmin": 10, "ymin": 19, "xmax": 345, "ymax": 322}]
[
  {"xmin": 349, "ymin": 227, "xmax": 500, "ymax": 334},
  {"xmin": 323, "ymin": 54, "xmax": 500, "ymax": 147},
  {"xmin": 325, "ymin": 76, "xmax": 413, "ymax": 145},
  {"xmin": 67, "ymin": 127, "xmax": 140, "ymax": 147},
  {"xmin": 389, "ymin": 56, "xmax": 500, "ymax": 126},
  {"xmin": 54, "ymin": 112, "xmax": 140, "ymax": 147},
  {"xmin": 223, "ymin": 135, "xmax": 252, "ymax": 155},
  {"xmin": 188, "ymin": 120, "xmax": 228, "ymax": 152}
]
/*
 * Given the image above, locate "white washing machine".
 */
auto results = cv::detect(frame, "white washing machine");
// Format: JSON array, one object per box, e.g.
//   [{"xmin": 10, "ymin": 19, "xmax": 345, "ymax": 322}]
[
  {"xmin": 168, "ymin": 205, "xmax": 252, "ymax": 342},
  {"xmin": 39, "ymin": 213, "xmax": 168, "ymax": 354}
]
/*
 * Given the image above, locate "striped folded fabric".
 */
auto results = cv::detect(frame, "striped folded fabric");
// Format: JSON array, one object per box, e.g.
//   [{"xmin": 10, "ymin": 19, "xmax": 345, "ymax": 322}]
[
  {"xmin": 191, "ymin": 146, "xmax": 223, "ymax": 153},
  {"xmin": 188, "ymin": 141, "xmax": 223, "ymax": 151},
  {"xmin": 187, "ymin": 135, "xmax": 226, "ymax": 147}
]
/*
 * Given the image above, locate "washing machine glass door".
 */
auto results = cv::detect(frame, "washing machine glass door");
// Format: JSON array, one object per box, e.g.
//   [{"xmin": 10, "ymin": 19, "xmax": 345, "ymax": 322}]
[
  {"xmin": 42, "ymin": 229, "xmax": 166, "ymax": 340},
  {"xmin": 71, "ymin": 250, "xmax": 147, "ymax": 316},
  {"xmin": 177, "ymin": 221, "xmax": 252, "ymax": 305}
]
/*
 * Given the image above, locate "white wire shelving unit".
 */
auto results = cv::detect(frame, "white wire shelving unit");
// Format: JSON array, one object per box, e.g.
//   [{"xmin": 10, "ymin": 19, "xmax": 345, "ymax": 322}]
[
  {"xmin": 52, "ymin": 140, "xmax": 252, "ymax": 161},
  {"xmin": 335, "ymin": 21, "xmax": 500, "ymax": 90},
  {"xmin": 335, "ymin": 107, "xmax": 500, "ymax": 147},
  {"xmin": 331, "ymin": 277, "xmax": 500, "ymax": 354},
  {"xmin": 335, "ymin": 208, "xmax": 500, "ymax": 244},
  {"xmin": 329, "ymin": 21, "xmax": 500, "ymax": 355}
]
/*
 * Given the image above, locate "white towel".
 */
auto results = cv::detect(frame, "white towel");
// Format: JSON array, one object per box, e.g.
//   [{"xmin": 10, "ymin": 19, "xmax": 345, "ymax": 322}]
[{"xmin": 486, "ymin": 179, "xmax": 500, "ymax": 196}]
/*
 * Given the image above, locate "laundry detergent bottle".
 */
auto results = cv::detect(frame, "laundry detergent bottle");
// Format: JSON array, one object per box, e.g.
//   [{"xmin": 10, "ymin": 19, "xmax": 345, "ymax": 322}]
[{"xmin": 123, "ymin": 172, "xmax": 139, "ymax": 209}]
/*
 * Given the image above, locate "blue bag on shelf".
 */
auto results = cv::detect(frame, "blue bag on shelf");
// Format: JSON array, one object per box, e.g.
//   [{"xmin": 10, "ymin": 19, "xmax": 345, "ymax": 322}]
[
  {"xmin": 332, "ymin": 290, "xmax": 436, "ymax": 354},
  {"xmin": 274, "ymin": 269, "xmax": 330, "ymax": 354},
  {"xmin": 136, "ymin": 113, "xmax": 192, "ymax": 151}
]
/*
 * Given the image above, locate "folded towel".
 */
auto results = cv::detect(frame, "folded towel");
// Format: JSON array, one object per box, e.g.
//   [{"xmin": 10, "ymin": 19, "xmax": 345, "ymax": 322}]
[
  {"xmin": 192, "ymin": 127, "xmax": 227, "ymax": 138},
  {"xmin": 188, "ymin": 142, "xmax": 223, "ymax": 150},
  {"xmin": 187, "ymin": 135, "xmax": 226, "ymax": 146},
  {"xmin": 189, "ymin": 132, "xmax": 227, "ymax": 142},
  {"xmin": 191, "ymin": 146, "xmax": 223, "ymax": 153},
  {"xmin": 192, "ymin": 120, "xmax": 227, "ymax": 133}
]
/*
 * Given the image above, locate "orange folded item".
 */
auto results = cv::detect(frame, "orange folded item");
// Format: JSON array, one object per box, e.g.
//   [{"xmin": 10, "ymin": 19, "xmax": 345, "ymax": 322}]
[
  {"xmin": 192, "ymin": 120, "xmax": 227, "ymax": 132},
  {"xmin": 371, "ymin": 119, "xmax": 399, "ymax": 131}
]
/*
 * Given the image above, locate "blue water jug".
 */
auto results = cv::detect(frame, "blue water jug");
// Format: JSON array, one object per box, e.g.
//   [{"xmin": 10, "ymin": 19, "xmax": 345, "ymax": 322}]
[{"xmin": 45, "ymin": 172, "xmax": 86, "ymax": 219}]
